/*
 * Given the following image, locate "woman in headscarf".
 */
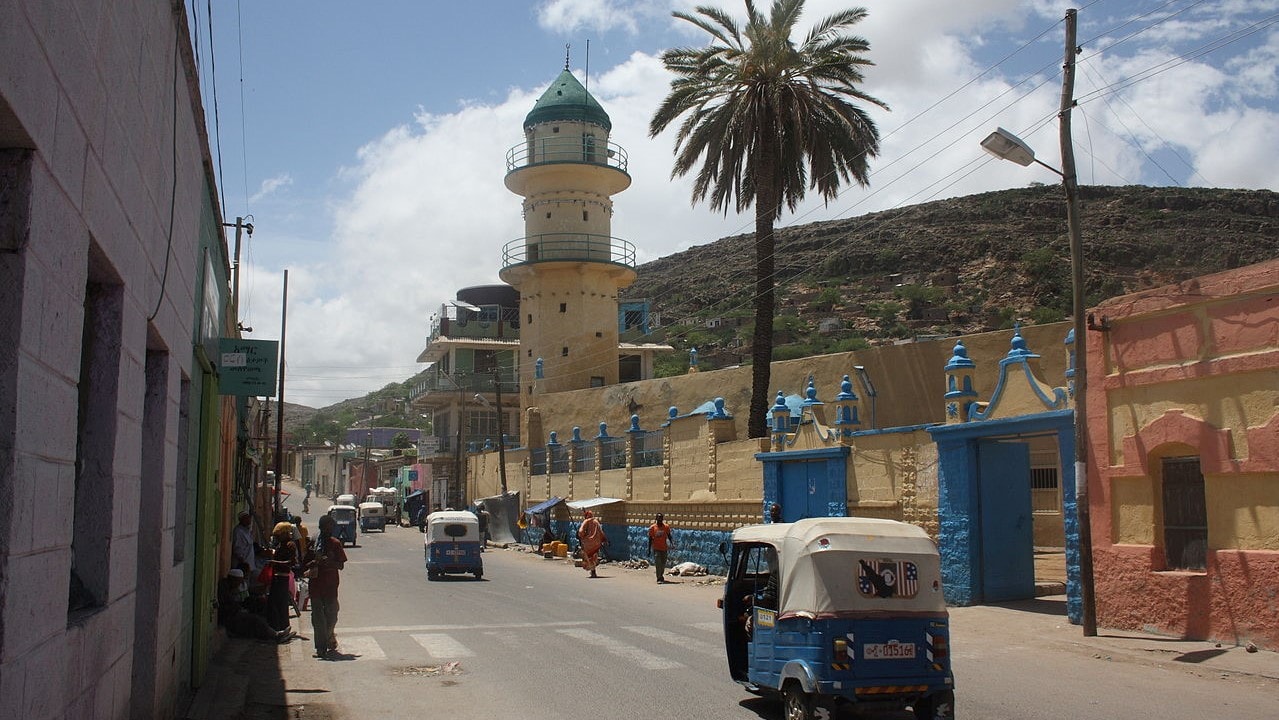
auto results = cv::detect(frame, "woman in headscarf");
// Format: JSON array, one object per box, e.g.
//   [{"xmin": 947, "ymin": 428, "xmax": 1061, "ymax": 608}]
[
  {"xmin": 576, "ymin": 510, "xmax": 607, "ymax": 578},
  {"xmin": 266, "ymin": 521, "xmax": 297, "ymax": 633}
]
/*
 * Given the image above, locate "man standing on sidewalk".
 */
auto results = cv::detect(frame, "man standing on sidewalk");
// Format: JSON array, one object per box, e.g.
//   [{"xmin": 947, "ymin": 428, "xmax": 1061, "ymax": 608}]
[
  {"xmin": 647, "ymin": 513, "xmax": 674, "ymax": 583},
  {"xmin": 306, "ymin": 514, "xmax": 348, "ymax": 659}
]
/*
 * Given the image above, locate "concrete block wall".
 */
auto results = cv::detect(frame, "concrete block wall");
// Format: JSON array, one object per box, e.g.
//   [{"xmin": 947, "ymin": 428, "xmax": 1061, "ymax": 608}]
[{"xmin": 0, "ymin": 1, "xmax": 220, "ymax": 718}]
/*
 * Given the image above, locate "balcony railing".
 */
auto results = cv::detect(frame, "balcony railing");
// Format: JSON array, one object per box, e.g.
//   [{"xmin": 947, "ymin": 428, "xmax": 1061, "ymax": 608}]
[
  {"xmin": 407, "ymin": 369, "xmax": 517, "ymax": 402},
  {"xmin": 502, "ymin": 234, "xmax": 636, "ymax": 269},
  {"xmin": 506, "ymin": 137, "xmax": 628, "ymax": 174}
]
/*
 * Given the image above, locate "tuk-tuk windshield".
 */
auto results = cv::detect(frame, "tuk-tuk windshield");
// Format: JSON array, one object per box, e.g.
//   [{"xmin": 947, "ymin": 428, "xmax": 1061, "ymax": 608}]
[{"xmin": 732, "ymin": 517, "xmax": 944, "ymax": 618}]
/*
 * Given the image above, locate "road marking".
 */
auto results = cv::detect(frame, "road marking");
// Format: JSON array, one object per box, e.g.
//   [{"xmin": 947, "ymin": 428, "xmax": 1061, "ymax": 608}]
[
  {"xmin": 412, "ymin": 633, "xmax": 475, "ymax": 658},
  {"xmin": 556, "ymin": 628, "xmax": 684, "ymax": 670},
  {"xmin": 622, "ymin": 625, "xmax": 720, "ymax": 655},
  {"xmin": 340, "ymin": 620, "xmax": 594, "ymax": 634},
  {"xmin": 688, "ymin": 622, "xmax": 722, "ymax": 633},
  {"xmin": 338, "ymin": 635, "xmax": 386, "ymax": 660}
]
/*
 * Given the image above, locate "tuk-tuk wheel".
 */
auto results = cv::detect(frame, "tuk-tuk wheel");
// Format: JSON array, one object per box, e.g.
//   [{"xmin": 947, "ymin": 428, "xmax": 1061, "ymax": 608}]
[
  {"xmin": 912, "ymin": 689, "xmax": 955, "ymax": 720},
  {"xmin": 782, "ymin": 683, "xmax": 816, "ymax": 720}
]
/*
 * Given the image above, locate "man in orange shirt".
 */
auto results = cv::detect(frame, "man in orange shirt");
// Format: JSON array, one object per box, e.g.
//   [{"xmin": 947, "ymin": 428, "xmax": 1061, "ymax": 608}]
[{"xmin": 647, "ymin": 513, "xmax": 675, "ymax": 584}]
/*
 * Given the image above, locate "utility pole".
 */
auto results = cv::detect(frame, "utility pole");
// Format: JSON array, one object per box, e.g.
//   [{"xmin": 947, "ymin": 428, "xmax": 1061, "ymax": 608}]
[
  {"xmin": 1059, "ymin": 8, "xmax": 1097, "ymax": 637},
  {"xmin": 273, "ymin": 269, "xmax": 289, "ymax": 519},
  {"xmin": 455, "ymin": 376, "xmax": 466, "ymax": 508},
  {"xmin": 221, "ymin": 217, "xmax": 253, "ymax": 326},
  {"xmin": 494, "ymin": 369, "xmax": 508, "ymax": 494}
]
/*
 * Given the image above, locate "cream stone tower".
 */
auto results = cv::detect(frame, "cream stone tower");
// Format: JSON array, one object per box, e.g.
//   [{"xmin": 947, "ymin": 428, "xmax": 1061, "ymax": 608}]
[{"xmin": 500, "ymin": 66, "xmax": 636, "ymax": 399}]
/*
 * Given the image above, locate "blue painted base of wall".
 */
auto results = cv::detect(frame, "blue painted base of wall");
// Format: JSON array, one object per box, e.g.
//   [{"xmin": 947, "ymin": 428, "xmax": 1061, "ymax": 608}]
[{"xmin": 518, "ymin": 522, "xmax": 732, "ymax": 576}]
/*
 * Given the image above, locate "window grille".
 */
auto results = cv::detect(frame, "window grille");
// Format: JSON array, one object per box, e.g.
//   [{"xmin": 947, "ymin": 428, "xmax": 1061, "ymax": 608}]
[
  {"xmin": 600, "ymin": 437, "xmax": 627, "ymax": 471},
  {"xmin": 1162, "ymin": 456, "xmax": 1207, "ymax": 571},
  {"xmin": 549, "ymin": 444, "xmax": 569, "ymax": 474},
  {"xmin": 633, "ymin": 430, "xmax": 663, "ymax": 468},
  {"xmin": 529, "ymin": 447, "xmax": 547, "ymax": 476},
  {"xmin": 573, "ymin": 442, "xmax": 596, "ymax": 473}
]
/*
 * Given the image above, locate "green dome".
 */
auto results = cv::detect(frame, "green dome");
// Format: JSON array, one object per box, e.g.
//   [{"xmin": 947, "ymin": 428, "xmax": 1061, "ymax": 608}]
[{"xmin": 524, "ymin": 70, "xmax": 612, "ymax": 131}]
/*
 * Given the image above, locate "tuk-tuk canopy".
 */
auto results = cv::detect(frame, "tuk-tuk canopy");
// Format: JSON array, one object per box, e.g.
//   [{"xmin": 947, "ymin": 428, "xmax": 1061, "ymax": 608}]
[
  {"xmin": 359, "ymin": 501, "xmax": 385, "ymax": 515},
  {"xmin": 732, "ymin": 517, "xmax": 945, "ymax": 617},
  {"xmin": 425, "ymin": 510, "xmax": 479, "ymax": 542},
  {"xmin": 329, "ymin": 504, "xmax": 358, "ymax": 520}
]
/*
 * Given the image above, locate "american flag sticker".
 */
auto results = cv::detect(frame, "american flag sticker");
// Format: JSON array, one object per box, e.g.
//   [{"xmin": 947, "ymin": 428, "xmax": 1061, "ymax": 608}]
[{"xmin": 857, "ymin": 559, "xmax": 919, "ymax": 599}]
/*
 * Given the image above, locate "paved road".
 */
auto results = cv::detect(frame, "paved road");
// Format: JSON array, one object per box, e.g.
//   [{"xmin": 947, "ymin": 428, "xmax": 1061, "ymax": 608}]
[{"xmin": 264, "ymin": 491, "xmax": 1278, "ymax": 720}]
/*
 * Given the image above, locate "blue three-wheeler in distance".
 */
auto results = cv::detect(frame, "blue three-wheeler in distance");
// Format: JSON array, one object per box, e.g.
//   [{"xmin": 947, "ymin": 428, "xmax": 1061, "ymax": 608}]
[
  {"xmin": 424, "ymin": 510, "xmax": 483, "ymax": 580},
  {"xmin": 720, "ymin": 517, "xmax": 955, "ymax": 720}
]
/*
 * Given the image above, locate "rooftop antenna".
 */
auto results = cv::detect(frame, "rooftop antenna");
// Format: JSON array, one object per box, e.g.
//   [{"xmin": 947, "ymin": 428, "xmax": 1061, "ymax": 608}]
[
  {"xmin": 564, "ymin": 43, "xmax": 570, "ymax": 70},
  {"xmin": 585, "ymin": 39, "xmax": 590, "ymax": 94}
]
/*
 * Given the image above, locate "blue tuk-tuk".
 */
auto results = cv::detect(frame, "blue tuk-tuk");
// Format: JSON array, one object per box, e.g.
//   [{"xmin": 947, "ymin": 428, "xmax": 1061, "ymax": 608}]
[
  {"xmin": 424, "ymin": 510, "xmax": 483, "ymax": 580},
  {"xmin": 721, "ymin": 517, "xmax": 954, "ymax": 720},
  {"xmin": 359, "ymin": 500, "xmax": 387, "ymax": 532},
  {"xmin": 328, "ymin": 505, "xmax": 358, "ymax": 547}
]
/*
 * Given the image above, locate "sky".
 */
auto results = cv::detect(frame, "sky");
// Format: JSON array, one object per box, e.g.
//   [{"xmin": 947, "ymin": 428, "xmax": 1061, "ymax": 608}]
[{"xmin": 195, "ymin": 0, "xmax": 1279, "ymax": 408}]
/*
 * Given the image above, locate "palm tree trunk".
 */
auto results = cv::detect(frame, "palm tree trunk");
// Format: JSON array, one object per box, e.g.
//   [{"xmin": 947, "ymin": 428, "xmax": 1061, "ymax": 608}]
[{"xmin": 748, "ymin": 137, "xmax": 779, "ymax": 439}]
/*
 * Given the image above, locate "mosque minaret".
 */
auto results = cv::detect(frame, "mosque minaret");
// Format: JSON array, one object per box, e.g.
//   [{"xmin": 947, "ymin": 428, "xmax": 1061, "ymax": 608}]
[{"xmin": 500, "ymin": 63, "xmax": 637, "ymax": 399}]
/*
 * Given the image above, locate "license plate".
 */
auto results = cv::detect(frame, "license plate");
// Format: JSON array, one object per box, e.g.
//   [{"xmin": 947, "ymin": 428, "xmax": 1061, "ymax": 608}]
[
  {"xmin": 864, "ymin": 641, "xmax": 916, "ymax": 659},
  {"xmin": 445, "ymin": 549, "xmax": 466, "ymax": 556}
]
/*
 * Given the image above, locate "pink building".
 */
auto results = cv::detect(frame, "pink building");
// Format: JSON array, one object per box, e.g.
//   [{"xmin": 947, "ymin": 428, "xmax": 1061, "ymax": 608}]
[{"xmin": 1088, "ymin": 258, "xmax": 1279, "ymax": 650}]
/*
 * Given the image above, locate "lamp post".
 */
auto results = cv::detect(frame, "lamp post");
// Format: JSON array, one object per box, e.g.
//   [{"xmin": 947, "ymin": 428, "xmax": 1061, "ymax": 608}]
[{"xmin": 980, "ymin": 8, "xmax": 1096, "ymax": 637}]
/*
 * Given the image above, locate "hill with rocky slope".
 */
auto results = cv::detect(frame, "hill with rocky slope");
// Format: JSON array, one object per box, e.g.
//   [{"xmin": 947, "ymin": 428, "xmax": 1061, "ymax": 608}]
[{"xmin": 624, "ymin": 185, "xmax": 1279, "ymax": 369}]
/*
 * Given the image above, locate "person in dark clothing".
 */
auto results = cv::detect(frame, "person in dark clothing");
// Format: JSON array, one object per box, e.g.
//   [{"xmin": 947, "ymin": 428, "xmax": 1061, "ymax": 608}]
[
  {"xmin": 217, "ymin": 570, "xmax": 291, "ymax": 643},
  {"xmin": 266, "ymin": 522, "xmax": 296, "ymax": 633}
]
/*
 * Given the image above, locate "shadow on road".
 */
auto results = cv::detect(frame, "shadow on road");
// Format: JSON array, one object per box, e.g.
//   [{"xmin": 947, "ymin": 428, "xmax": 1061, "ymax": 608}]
[{"xmin": 988, "ymin": 596, "xmax": 1068, "ymax": 616}]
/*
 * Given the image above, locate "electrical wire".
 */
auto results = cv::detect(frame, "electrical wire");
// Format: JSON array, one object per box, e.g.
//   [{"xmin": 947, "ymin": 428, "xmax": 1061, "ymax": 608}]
[
  {"xmin": 147, "ymin": 27, "xmax": 181, "ymax": 324},
  {"xmin": 203, "ymin": 0, "xmax": 227, "ymax": 217},
  {"xmin": 237, "ymin": 0, "xmax": 251, "ymax": 213}
]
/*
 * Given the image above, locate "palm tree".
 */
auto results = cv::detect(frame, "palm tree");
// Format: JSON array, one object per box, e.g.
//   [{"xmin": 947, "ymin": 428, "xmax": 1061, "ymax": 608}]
[{"xmin": 650, "ymin": 0, "xmax": 887, "ymax": 438}]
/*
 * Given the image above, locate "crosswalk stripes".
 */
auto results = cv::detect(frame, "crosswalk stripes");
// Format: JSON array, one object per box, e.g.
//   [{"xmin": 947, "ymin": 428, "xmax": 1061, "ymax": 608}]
[
  {"xmin": 297, "ymin": 622, "xmax": 718, "ymax": 668},
  {"xmin": 556, "ymin": 627, "xmax": 685, "ymax": 670},
  {"xmin": 621, "ymin": 625, "xmax": 721, "ymax": 656},
  {"xmin": 412, "ymin": 633, "xmax": 476, "ymax": 658},
  {"xmin": 337, "ymin": 635, "xmax": 386, "ymax": 660}
]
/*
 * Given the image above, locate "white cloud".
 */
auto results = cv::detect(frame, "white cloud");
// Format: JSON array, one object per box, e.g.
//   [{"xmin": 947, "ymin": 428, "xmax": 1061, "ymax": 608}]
[
  {"xmin": 537, "ymin": 0, "xmax": 640, "ymax": 35},
  {"xmin": 250, "ymin": 173, "xmax": 293, "ymax": 203}
]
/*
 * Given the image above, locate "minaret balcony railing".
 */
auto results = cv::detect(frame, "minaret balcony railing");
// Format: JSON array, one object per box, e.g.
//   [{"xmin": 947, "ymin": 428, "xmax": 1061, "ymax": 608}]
[
  {"xmin": 506, "ymin": 137, "xmax": 628, "ymax": 173},
  {"xmin": 502, "ymin": 233, "xmax": 636, "ymax": 269}
]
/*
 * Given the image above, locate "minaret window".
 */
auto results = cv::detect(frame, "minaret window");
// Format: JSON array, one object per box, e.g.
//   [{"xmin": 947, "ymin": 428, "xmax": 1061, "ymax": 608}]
[
  {"xmin": 559, "ymin": 303, "xmax": 567, "ymax": 313},
  {"xmin": 562, "ymin": 347, "xmax": 569, "ymax": 356},
  {"xmin": 583, "ymin": 210, "xmax": 588, "ymax": 221},
  {"xmin": 527, "ymin": 314, "xmax": 533, "ymax": 324}
]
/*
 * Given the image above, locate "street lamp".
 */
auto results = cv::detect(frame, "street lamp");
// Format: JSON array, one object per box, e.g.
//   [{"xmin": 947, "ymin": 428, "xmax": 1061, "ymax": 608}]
[{"xmin": 980, "ymin": 9, "xmax": 1096, "ymax": 639}]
